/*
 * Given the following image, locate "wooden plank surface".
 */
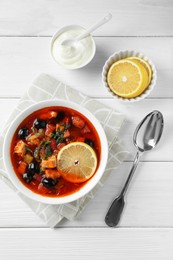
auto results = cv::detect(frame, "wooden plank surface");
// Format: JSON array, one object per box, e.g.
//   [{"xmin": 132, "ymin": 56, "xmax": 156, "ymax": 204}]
[
  {"xmin": 0, "ymin": 1, "xmax": 173, "ymax": 258},
  {"xmin": 0, "ymin": 0, "xmax": 173, "ymax": 36},
  {"xmin": 0, "ymin": 228, "xmax": 173, "ymax": 260},
  {"xmin": 1, "ymin": 161, "xmax": 173, "ymax": 227},
  {"xmin": 0, "ymin": 37, "xmax": 172, "ymax": 98}
]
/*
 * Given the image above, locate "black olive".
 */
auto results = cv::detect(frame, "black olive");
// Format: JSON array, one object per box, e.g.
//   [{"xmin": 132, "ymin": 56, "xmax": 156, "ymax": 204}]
[
  {"xmin": 23, "ymin": 172, "xmax": 33, "ymax": 183},
  {"xmin": 85, "ymin": 139, "xmax": 94, "ymax": 148},
  {"xmin": 34, "ymin": 119, "xmax": 46, "ymax": 129},
  {"xmin": 42, "ymin": 177, "xmax": 58, "ymax": 189},
  {"xmin": 56, "ymin": 111, "xmax": 65, "ymax": 121},
  {"xmin": 28, "ymin": 162, "xmax": 39, "ymax": 175},
  {"xmin": 48, "ymin": 112, "xmax": 65, "ymax": 124},
  {"xmin": 18, "ymin": 127, "xmax": 29, "ymax": 139}
]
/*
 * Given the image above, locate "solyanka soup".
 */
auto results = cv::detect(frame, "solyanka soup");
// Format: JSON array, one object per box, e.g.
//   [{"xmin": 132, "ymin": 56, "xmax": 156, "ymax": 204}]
[{"xmin": 10, "ymin": 106, "xmax": 101, "ymax": 197}]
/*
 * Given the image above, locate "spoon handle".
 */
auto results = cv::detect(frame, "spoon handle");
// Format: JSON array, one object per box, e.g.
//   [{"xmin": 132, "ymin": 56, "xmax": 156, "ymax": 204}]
[
  {"xmin": 105, "ymin": 195, "xmax": 125, "ymax": 227},
  {"xmin": 76, "ymin": 13, "xmax": 112, "ymax": 41},
  {"xmin": 105, "ymin": 151, "xmax": 142, "ymax": 227},
  {"xmin": 121, "ymin": 151, "xmax": 142, "ymax": 197}
]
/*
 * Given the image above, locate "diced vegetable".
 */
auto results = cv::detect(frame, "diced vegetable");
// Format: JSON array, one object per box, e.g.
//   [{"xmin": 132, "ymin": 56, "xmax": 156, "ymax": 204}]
[
  {"xmin": 50, "ymin": 139, "xmax": 57, "ymax": 151},
  {"xmin": 56, "ymin": 123, "xmax": 65, "ymax": 132},
  {"xmin": 14, "ymin": 140, "xmax": 26, "ymax": 157},
  {"xmin": 71, "ymin": 116, "xmax": 85, "ymax": 129},
  {"xmin": 64, "ymin": 129, "xmax": 70, "ymax": 138},
  {"xmin": 27, "ymin": 134, "xmax": 40, "ymax": 146},
  {"xmin": 41, "ymin": 155, "xmax": 57, "ymax": 168},
  {"xmin": 33, "ymin": 174, "xmax": 43, "ymax": 183},
  {"xmin": 24, "ymin": 153, "xmax": 33, "ymax": 164},
  {"xmin": 57, "ymin": 143, "xmax": 66, "ymax": 150},
  {"xmin": 76, "ymin": 137, "xmax": 85, "ymax": 142},
  {"xmin": 17, "ymin": 161, "xmax": 27, "ymax": 174},
  {"xmin": 45, "ymin": 124, "xmax": 56, "ymax": 137},
  {"xmin": 45, "ymin": 169, "xmax": 61, "ymax": 179},
  {"xmin": 81, "ymin": 125, "xmax": 91, "ymax": 134}
]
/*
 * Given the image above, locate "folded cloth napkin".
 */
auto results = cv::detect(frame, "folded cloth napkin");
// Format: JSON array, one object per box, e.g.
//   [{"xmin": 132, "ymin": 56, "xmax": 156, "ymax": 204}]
[{"xmin": 0, "ymin": 74, "xmax": 129, "ymax": 228}]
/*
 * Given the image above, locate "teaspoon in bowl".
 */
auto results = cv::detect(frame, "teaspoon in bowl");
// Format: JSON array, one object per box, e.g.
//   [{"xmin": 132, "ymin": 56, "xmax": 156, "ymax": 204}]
[{"xmin": 105, "ymin": 110, "xmax": 164, "ymax": 227}]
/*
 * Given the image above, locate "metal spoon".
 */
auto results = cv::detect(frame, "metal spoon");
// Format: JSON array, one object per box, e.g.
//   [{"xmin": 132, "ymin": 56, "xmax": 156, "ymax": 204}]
[
  {"xmin": 62, "ymin": 13, "xmax": 112, "ymax": 46},
  {"xmin": 105, "ymin": 110, "xmax": 164, "ymax": 227}
]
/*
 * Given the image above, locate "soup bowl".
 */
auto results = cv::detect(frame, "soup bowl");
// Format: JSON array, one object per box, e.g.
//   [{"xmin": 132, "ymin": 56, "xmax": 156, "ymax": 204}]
[{"xmin": 3, "ymin": 100, "xmax": 108, "ymax": 204}]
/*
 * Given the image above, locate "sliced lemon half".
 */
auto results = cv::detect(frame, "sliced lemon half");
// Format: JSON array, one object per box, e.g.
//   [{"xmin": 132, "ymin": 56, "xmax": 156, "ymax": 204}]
[
  {"xmin": 127, "ymin": 56, "xmax": 152, "ymax": 85},
  {"xmin": 57, "ymin": 142, "xmax": 98, "ymax": 183},
  {"xmin": 107, "ymin": 59, "xmax": 149, "ymax": 98}
]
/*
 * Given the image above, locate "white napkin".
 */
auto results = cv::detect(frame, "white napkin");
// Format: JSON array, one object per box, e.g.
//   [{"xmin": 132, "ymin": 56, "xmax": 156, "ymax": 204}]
[{"xmin": 0, "ymin": 74, "xmax": 129, "ymax": 228}]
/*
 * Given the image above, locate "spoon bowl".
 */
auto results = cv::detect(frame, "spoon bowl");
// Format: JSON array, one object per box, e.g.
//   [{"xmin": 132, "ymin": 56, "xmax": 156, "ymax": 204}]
[{"xmin": 134, "ymin": 110, "xmax": 164, "ymax": 152}]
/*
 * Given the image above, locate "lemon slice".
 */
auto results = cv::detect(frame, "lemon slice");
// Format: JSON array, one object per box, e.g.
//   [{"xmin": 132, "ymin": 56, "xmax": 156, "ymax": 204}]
[
  {"xmin": 57, "ymin": 142, "xmax": 97, "ymax": 183},
  {"xmin": 127, "ymin": 56, "xmax": 152, "ymax": 84},
  {"xmin": 107, "ymin": 59, "xmax": 149, "ymax": 98}
]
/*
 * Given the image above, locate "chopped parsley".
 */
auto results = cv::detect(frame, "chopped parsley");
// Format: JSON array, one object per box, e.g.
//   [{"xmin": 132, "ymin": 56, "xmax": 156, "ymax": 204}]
[
  {"xmin": 45, "ymin": 145, "xmax": 52, "ymax": 157},
  {"xmin": 25, "ymin": 146, "xmax": 33, "ymax": 153}
]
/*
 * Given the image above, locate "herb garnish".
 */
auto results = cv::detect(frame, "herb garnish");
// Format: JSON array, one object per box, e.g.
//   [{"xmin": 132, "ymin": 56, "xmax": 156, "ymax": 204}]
[
  {"xmin": 25, "ymin": 146, "xmax": 33, "ymax": 153},
  {"xmin": 52, "ymin": 123, "xmax": 71, "ymax": 144},
  {"xmin": 45, "ymin": 145, "xmax": 52, "ymax": 157}
]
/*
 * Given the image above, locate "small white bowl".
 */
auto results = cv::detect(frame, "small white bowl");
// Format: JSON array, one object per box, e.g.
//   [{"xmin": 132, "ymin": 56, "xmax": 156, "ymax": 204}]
[
  {"xmin": 102, "ymin": 50, "xmax": 157, "ymax": 102},
  {"xmin": 50, "ymin": 25, "xmax": 96, "ymax": 70},
  {"xmin": 3, "ymin": 100, "xmax": 108, "ymax": 205}
]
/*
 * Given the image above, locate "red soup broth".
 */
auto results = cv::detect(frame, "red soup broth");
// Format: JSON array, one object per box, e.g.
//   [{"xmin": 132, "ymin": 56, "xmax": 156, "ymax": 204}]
[{"xmin": 10, "ymin": 106, "xmax": 101, "ymax": 197}]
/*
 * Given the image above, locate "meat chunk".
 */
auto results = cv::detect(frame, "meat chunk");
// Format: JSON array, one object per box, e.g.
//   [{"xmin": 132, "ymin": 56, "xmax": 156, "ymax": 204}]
[
  {"xmin": 39, "ymin": 111, "xmax": 58, "ymax": 120},
  {"xmin": 41, "ymin": 155, "xmax": 57, "ymax": 168},
  {"xmin": 14, "ymin": 140, "xmax": 26, "ymax": 157},
  {"xmin": 45, "ymin": 169, "xmax": 61, "ymax": 179},
  {"xmin": 71, "ymin": 116, "xmax": 85, "ymax": 129}
]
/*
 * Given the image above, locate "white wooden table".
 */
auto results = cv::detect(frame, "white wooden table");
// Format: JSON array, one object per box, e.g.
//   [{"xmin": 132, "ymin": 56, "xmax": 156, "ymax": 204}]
[{"xmin": 0, "ymin": 1, "xmax": 173, "ymax": 259}]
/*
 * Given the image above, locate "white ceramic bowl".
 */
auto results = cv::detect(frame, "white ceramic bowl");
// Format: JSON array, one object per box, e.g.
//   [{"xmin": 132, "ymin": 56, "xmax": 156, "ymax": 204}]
[
  {"xmin": 102, "ymin": 50, "xmax": 157, "ymax": 102},
  {"xmin": 3, "ymin": 100, "xmax": 108, "ymax": 204},
  {"xmin": 50, "ymin": 25, "xmax": 96, "ymax": 69}
]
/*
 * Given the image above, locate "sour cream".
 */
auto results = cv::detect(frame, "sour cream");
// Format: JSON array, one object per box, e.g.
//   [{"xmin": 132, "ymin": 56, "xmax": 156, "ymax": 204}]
[{"xmin": 51, "ymin": 26, "xmax": 95, "ymax": 69}]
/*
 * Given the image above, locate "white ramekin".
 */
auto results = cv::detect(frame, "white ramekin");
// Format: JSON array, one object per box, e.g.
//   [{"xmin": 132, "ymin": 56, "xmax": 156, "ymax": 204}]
[
  {"xmin": 50, "ymin": 25, "xmax": 96, "ymax": 70},
  {"xmin": 102, "ymin": 50, "xmax": 157, "ymax": 102},
  {"xmin": 3, "ymin": 99, "xmax": 108, "ymax": 205}
]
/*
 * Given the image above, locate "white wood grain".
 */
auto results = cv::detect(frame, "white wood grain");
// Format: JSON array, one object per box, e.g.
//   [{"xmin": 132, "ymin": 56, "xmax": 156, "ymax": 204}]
[
  {"xmin": 0, "ymin": 228, "xmax": 173, "ymax": 260},
  {"xmin": 0, "ymin": 1, "xmax": 173, "ymax": 258},
  {"xmin": 1, "ymin": 162, "xmax": 173, "ymax": 227},
  {"xmin": 0, "ymin": 37, "xmax": 172, "ymax": 98},
  {"xmin": 0, "ymin": 0, "xmax": 173, "ymax": 36}
]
